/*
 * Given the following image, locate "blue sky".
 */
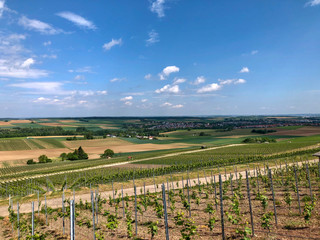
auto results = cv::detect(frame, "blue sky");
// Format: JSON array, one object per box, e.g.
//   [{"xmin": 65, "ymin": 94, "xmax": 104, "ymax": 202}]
[{"xmin": 0, "ymin": 0, "xmax": 320, "ymax": 117}]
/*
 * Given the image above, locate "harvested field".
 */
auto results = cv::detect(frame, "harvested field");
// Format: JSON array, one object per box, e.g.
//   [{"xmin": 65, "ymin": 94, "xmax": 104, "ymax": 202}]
[
  {"xmin": 58, "ymin": 120, "xmax": 78, "ymax": 123},
  {"xmin": 62, "ymin": 138, "xmax": 132, "ymax": 148},
  {"xmin": 268, "ymin": 126, "xmax": 320, "ymax": 136},
  {"xmin": 0, "ymin": 142, "xmax": 192, "ymax": 164},
  {"xmin": 38, "ymin": 123, "xmax": 77, "ymax": 127},
  {"xmin": 0, "ymin": 121, "xmax": 11, "ymax": 126},
  {"xmin": 29, "ymin": 135, "xmax": 83, "ymax": 139},
  {"xmin": 9, "ymin": 120, "xmax": 31, "ymax": 124}
]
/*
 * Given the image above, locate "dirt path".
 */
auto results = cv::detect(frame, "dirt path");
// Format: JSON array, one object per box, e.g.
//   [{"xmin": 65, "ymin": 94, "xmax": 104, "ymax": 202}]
[
  {"xmin": 1, "ymin": 144, "xmax": 244, "ymax": 183},
  {"xmin": 0, "ymin": 158, "xmax": 315, "ymax": 217}
]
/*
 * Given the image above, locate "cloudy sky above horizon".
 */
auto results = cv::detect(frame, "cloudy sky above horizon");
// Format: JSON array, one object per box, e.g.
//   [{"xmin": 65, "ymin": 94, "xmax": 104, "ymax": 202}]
[{"xmin": 0, "ymin": 0, "xmax": 320, "ymax": 118}]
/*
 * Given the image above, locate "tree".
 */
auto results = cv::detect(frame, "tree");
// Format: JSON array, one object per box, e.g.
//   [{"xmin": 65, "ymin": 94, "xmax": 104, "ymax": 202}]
[
  {"xmin": 60, "ymin": 153, "xmax": 67, "ymax": 161},
  {"xmin": 27, "ymin": 159, "xmax": 35, "ymax": 165},
  {"xmin": 77, "ymin": 146, "xmax": 88, "ymax": 159},
  {"xmin": 38, "ymin": 155, "xmax": 51, "ymax": 163},
  {"xmin": 101, "ymin": 149, "xmax": 115, "ymax": 158},
  {"xmin": 67, "ymin": 152, "xmax": 79, "ymax": 160}
]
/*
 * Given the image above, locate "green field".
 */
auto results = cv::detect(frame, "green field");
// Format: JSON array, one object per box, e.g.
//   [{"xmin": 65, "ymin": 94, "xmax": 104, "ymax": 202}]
[{"xmin": 0, "ymin": 138, "xmax": 66, "ymax": 151}]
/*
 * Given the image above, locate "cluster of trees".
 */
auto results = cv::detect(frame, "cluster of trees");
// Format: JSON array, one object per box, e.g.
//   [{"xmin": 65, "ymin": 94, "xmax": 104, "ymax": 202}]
[
  {"xmin": 27, "ymin": 155, "xmax": 52, "ymax": 165},
  {"xmin": 242, "ymin": 137, "xmax": 276, "ymax": 143},
  {"xmin": 100, "ymin": 149, "xmax": 115, "ymax": 158},
  {"xmin": 60, "ymin": 146, "xmax": 88, "ymax": 161},
  {"xmin": 251, "ymin": 129, "xmax": 277, "ymax": 134}
]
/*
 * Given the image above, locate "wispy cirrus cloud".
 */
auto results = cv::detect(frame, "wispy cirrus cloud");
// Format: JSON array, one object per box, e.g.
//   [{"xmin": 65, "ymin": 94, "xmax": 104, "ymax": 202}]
[
  {"xmin": 160, "ymin": 102, "xmax": 183, "ymax": 108},
  {"xmin": 197, "ymin": 78, "xmax": 246, "ymax": 93},
  {"xmin": 103, "ymin": 38, "xmax": 122, "ymax": 51},
  {"xmin": 146, "ymin": 30, "xmax": 159, "ymax": 46},
  {"xmin": 56, "ymin": 11, "xmax": 96, "ymax": 30},
  {"xmin": 19, "ymin": 16, "xmax": 61, "ymax": 35},
  {"xmin": 150, "ymin": 0, "xmax": 166, "ymax": 18},
  {"xmin": 0, "ymin": 0, "xmax": 6, "ymax": 18},
  {"xmin": 305, "ymin": 0, "xmax": 320, "ymax": 6}
]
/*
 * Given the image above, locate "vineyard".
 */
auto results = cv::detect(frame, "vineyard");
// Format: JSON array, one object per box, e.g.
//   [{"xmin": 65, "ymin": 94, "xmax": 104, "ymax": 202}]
[{"xmin": 2, "ymin": 160, "xmax": 320, "ymax": 239}]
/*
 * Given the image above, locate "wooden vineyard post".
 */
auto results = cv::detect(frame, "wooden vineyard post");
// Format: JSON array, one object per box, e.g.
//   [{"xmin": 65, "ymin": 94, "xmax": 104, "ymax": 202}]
[
  {"xmin": 230, "ymin": 173, "xmax": 233, "ymax": 196},
  {"xmin": 95, "ymin": 190, "xmax": 99, "ymax": 224},
  {"xmin": 45, "ymin": 195, "xmax": 47, "ymax": 226},
  {"xmin": 214, "ymin": 175, "xmax": 217, "ymax": 211},
  {"xmin": 134, "ymin": 185, "xmax": 138, "ymax": 236},
  {"xmin": 112, "ymin": 180, "xmax": 115, "ymax": 201},
  {"xmin": 171, "ymin": 174, "xmax": 175, "ymax": 192},
  {"xmin": 162, "ymin": 184, "xmax": 170, "ymax": 240},
  {"xmin": 219, "ymin": 174, "xmax": 225, "ymax": 240},
  {"xmin": 268, "ymin": 170, "xmax": 278, "ymax": 225},
  {"xmin": 293, "ymin": 166, "xmax": 302, "ymax": 214},
  {"xmin": 62, "ymin": 190, "xmax": 65, "ymax": 235},
  {"xmin": 256, "ymin": 168, "xmax": 260, "ymax": 194},
  {"xmin": 91, "ymin": 191, "xmax": 96, "ymax": 240},
  {"xmin": 246, "ymin": 170, "xmax": 254, "ymax": 236},
  {"xmin": 182, "ymin": 176, "xmax": 185, "ymax": 195},
  {"xmin": 17, "ymin": 202, "xmax": 20, "ymax": 240},
  {"xmin": 153, "ymin": 172, "xmax": 156, "ymax": 193},
  {"xmin": 144, "ymin": 182, "xmax": 146, "ymax": 198},
  {"xmin": 318, "ymin": 162, "xmax": 320, "ymax": 178},
  {"xmin": 197, "ymin": 173, "xmax": 200, "ymax": 191},
  {"xmin": 121, "ymin": 185, "xmax": 125, "ymax": 218},
  {"xmin": 306, "ymin": 164, "xmax": 313, "ymax": 198},
  {"xmin": 37, "ymin": 191, "xmax": 40, "ymax": 217},
  {"xmin": 32, "ymin": 202, "xmax": 34, "ymax": 240},
  {"xmin": 166, "ymin": 179, "xmax": 170, "ymax": 207},
  {"xmin": 187, "ymin": 180, "xmax": 191, "ymax": 217},
  {"xmin": 70, "ymin": 200, "xmax": 75, "ymax": 240},
  {"xmin": 203, "ymin": 170, "xmax": 208, "ymax": 185}
]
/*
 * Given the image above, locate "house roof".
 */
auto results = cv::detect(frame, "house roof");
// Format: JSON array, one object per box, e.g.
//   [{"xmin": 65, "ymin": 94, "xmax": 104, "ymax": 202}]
[{"xmin": 313, "ymin": 151, "xmax": 320, "ymax": 157}]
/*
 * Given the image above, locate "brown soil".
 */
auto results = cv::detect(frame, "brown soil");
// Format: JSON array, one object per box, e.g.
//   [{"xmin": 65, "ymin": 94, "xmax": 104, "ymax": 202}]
[
  {"xmin": 0, "ymin": 121, "xmax": 11, "ymax": 126},
  {"xmin": 38, "ymin": 123, "xmax": 77, "ymax": 127},
  {"xmin": 9, "ymin": 120, "xmax": 32, "ymax": 124},
  {"xmin": 59, "ymin": 120, "xmax": 78, "ymax": 123},
  {"xmin": 2, "ymin": 161, "xmax": 319, "ymax": 239},
  {"xmin": 268, "ymin": 126, "xmax": 320, "ymax": 136}
]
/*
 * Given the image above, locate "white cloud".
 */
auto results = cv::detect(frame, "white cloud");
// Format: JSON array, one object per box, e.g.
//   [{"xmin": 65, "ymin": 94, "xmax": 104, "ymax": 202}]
[
  {"xmin": 141, "ymin": 99, "xmax": 148, "ymax": 103},
  {"xmin": 10, "ymin": 82, "xmax": 63, "ymax": 93},
  {"xmin": 159, "ymin": 65, "xmax": 179, "ymax": 80},
  {"xmin": 56, "ymin": 11, "xmax": 96, "ymax": 30},
  {"xmin": 219, "ymin": 78, "xmax": 246, "ymax": 85},
  {"xmin": 146, "ymin": 30, "xmax": 159, "ymax": 46},
  {"xmin": 103, "ymin": 38, "xmax": 122, "ymax": 51},
  {"xmin": 150, "ymin": 0, "xmax": 166, "ymax": 18},
  {"xmin": 192, "ymin": 76, "xmax": 206, "ymax": 85},
  {"xmin": 155, "ymin": 84, "xmax": 180, "ymax": 94},
  {"xmin": 0, "ymin": 63, "xmax": 48, "ymax": 78},
  {"xmin": 21, "ymin": 58, "xmax": 35, "ymax": 68},
  {"xmin": 197, "ymin": 83, "xmax": 221, "ymax": 93},
  {"xmin": 74, "ymin": 75, "xmax": 85, "ymax": 80},
  {"xmin": 160, "ymin": 102, "xmax": 183, "ymax": 108},
  {"xmin": 68, "ymin": 66, "xmax": 93, "ymax": 73},
  {"xmin": 239, "ymin": 67, "xmax": 249, "ymax": 73},
  {"xmin": 19, "ymin": 16, "xmax": 60, "ymax": 35},
  {"xmin": 41, "ymin": 54, "xmax": 57, "ymax": 59},
  {"xmin": 43, "ymin": 41, "xmax": 51, "ymax": 46},
  {"xmin": 121, "ymin": 96, "xmax": 133, "ymax": 101},
  {"xmin": 0, "ymin": 1, "xmax": 5, "ymax": 18},
  {"xmin": 172, "ymin": 104, "xmax": 183, "ymax": 108},
  {"xmin": 173, "ymin": 78, "xmax": 186, "ymax": 85},
  {"xmin": 251, "ymin": 50, "xmax": 258, "ymax": 55},
  {"xmin": 161, "ymin": 102, "xmax": 172, "ymax": 107},
  {"xmin": 144, "ymin": 74, "xmax": 152, "ymax": 80},
  {"xmin": 306, "ymin": 0, "xmax": 320, "ymax": 6},
  {"xmin": 234, "ymin": 79, "xmax": 246, "ymax": 84},
  {"xmin": 124, "ymin": 101, "xmax": 133, "ymax": 106},
  {"xmin": 97, "ymin": 90, "xmax": 107, "ymax": 95},
  {"xmin": 110, "ymin": 77, "xmax": 125, "ymax": 83},
  {"xmin": 78, "ymin": 100, "xmax": 88, "ymax": 104}
]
